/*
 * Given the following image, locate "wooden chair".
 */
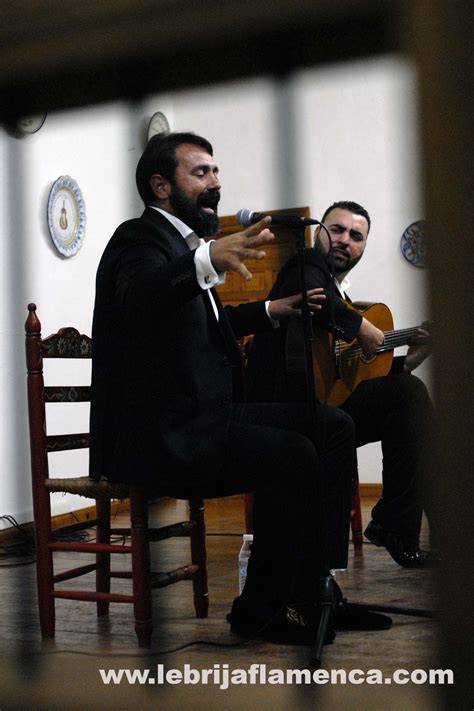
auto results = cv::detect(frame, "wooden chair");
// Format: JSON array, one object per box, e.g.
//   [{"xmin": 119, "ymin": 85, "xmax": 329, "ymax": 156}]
[
  {"xmin": 25, "ymin": 303, "xmax": 208, "ymax": 647},
  {"xmin": 350, "ymin": 469, "xmax": 364, "ymax": 553}
]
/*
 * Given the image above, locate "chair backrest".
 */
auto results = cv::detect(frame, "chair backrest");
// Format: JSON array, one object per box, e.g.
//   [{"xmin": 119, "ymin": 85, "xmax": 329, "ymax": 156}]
[
  {"xmin": 25, "ymin": 303, "xmax": 210, "ymax": 645},
  {"xmin": 25, "ymin": 303, "xmax": 92, "ymax": 517}
]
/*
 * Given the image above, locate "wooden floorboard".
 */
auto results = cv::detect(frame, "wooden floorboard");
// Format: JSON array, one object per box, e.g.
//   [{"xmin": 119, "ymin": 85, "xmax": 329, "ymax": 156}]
[{"xmin": 0, "ymin": 495, "xmax": 440, "ymax": 710}]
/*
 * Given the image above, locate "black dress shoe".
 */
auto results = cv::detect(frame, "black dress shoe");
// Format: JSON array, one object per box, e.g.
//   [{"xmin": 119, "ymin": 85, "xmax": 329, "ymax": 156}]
[
  {"xmin": 261, "ymin": 604, "xmax": 336, "ymax": 646},
  {"xmin": 364, "ymin": 520, "xmax": 440, "ymax": 569},
  {"xmin": 226, "ymin": 596, "xmax": 274, "ymax": 637},
  {"xmin": 261, "ymin": 602, "xmax": 391, "ymax": 640},
  {"xmin": 227, "ymin": 586, "xmax": 392, "ymax": 645},
  {"xmin": 227, "ymin": 596, "xmax": 335, "ymax": 646}
]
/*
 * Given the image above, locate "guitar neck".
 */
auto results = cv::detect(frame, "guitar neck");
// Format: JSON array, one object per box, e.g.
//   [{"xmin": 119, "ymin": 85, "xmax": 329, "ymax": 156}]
[
  {"xmin": 377, "ymin": 326, "xmax": 420, "ymax": 353},
  {"xmin": 337, "ymin": 326, "xmax": 420, "ymax": 360}
]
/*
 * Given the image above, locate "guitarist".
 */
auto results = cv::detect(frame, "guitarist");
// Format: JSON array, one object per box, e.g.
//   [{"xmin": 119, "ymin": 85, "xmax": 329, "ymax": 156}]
[{"xmin": 245, "ymin": 201, "xmax": 437, "ymax": 568}]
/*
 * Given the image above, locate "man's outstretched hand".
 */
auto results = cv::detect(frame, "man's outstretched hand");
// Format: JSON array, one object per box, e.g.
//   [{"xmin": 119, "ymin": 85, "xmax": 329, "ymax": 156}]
[{"xmin": 209, "ymin": 217, "xmax": 274, "ymax": 281}]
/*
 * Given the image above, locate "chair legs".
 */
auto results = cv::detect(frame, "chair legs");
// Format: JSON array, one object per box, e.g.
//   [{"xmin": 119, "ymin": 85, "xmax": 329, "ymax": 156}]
[
  {"xmin": 129, "ymin": 487, "xmax": 153, "ymax": 647},
  {"xmin": 35, "ymin": 552, "xmax": 56, "ymax": 638},
  {"xmin": 33, "ymin": 485, "xmax": 56, "ymax": 638},
  {"xmin": 95, "ymin": 498, "xmax": 111, "ymax": 616},
  {"xmin": 351, "ymin": 470, "xmax": 364, "ymax": 554},
  {"xmin": 189, "ymin": 499, "xmax": 209, "ymax": 618},
  {"xmin": 34, "ymin": 489, "xmax": 208, "ymax": 647}
]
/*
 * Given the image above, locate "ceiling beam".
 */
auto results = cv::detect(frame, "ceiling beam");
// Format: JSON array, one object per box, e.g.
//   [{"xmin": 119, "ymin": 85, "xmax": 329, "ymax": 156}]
[{"xmin": 0, "ymin": 0, "xmax": 399, "ymax": 120}]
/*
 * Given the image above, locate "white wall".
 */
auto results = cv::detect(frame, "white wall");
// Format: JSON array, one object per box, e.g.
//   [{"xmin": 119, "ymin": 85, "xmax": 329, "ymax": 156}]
[
  {"xmin": 293, "ymin": 57, "xmax": 430, "ymax": 481},
  {"xmin": 0, "ymin": 54, "xmax": 430, "ymax": 527}
]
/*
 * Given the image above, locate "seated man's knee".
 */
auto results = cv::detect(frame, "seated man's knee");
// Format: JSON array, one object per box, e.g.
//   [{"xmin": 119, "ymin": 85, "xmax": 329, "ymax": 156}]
[
  {"xmin": 396, "ymin": 373, "xmax": 432, "ymax": 408},
  {"xmin": 323, "ymin": 406, "xmax": 356, "ymax": 447}
]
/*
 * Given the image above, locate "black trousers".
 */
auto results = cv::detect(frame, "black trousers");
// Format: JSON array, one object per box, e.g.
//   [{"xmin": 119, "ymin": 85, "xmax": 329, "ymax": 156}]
[
  {"xmin": 227, "ymin": 402, "xmax": 354, "ymax": 607},
  {"xmin": 163, "ymin": 402, "xmax": 354, "ymax": 610},
  {"xmin": 162, "ymin": 403, "xmax": 356, "ymax": 617},
  {"xmin": 340, "ymin": 372, "xmax": 436, "ymax": 542}
]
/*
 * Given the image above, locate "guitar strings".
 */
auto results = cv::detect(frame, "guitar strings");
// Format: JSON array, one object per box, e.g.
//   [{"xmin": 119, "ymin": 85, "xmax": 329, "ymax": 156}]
[{"xmin": 336, "ymin": 326, "xmax": 421, "ymax": 362}]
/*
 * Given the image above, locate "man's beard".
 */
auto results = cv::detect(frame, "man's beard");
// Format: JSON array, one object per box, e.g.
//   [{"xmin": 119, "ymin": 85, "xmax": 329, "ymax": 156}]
[
  {"xmin": 314, "ymin": 235, "xmax": 362, "ymax": 275},
  {"xmin": 169, "ymin": 182, "xmax": 220, "ymax": 238}
]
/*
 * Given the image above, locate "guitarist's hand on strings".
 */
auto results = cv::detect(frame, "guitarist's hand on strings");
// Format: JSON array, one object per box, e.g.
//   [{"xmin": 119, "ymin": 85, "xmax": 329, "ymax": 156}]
[
  {"xmin": 404, "ymin": 327, "xmax": 432, "ymax": 372},
  {"xmin": 357, "ymin": 317, "xmax": 385, "ymax": 356}
]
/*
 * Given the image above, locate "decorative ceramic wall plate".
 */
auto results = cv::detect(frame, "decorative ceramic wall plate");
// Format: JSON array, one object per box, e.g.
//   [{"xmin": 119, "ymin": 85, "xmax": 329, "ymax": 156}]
[
  {"xmin": 16, "ymin": 113, "xmax": 47, "ymax": 134},
  {"xmin": 47, "ymin": 176, "xmax": 86, "ymax": 257},
  {"xmin": 147, "ymin": 111, "xmax": 170, "ymax": 141},
  {"xmin": 400, "ymin": 220, "xmax": 426, "ymax": 268}
]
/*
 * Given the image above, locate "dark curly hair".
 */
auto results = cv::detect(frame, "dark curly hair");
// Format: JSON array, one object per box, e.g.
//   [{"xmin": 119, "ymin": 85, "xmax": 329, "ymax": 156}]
[
  {"xmin": 320, "ymin": 201, "xmax": 371, "ymax": 232},
  {"xmin": 135, "ymin": 131, "xmax": 213, "ymax": 206}
]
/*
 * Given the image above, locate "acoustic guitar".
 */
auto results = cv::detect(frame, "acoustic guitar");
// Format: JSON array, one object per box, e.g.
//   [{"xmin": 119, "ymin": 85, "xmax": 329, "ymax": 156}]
[{"xmin": 312, "ymin": 301, "xmax": 430, "ymax": 406}]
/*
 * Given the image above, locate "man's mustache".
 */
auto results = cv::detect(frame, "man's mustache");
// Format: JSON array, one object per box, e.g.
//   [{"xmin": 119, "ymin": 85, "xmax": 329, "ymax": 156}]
[{"xmin": 198, "ymin": 192, "xmax": 220, "ymax": 209}]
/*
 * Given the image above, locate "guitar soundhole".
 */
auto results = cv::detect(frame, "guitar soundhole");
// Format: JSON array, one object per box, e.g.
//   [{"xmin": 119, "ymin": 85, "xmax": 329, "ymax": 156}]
[{"xmin": 359, "ymin": 353, "xmax": 376, "ymax": 365}]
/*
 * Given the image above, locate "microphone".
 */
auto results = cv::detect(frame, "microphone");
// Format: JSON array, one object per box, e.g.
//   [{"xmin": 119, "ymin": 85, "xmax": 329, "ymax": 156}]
[{"xmin": 236, "ymin": 208, "xmax": 320, "ymax": 228}]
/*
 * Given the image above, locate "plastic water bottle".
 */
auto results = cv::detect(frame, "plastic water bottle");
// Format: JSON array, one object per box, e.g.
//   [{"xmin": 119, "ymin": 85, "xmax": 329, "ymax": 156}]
[{"xmin": 238, "ymin": 533, "xmax": 253, "ymax": 594}]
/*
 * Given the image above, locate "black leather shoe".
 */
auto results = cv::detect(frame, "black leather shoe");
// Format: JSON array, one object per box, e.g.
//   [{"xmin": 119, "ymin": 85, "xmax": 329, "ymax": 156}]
[
  {"xmin": 226, "ymin": 596, "xmax": 274, "ymax": 637},
  {"xmin": 261, "ymin": 604, "xmax": 336, "ymax": 646},
  {"xmin": 227, "ymin": 596, "xmax": 335, "ymax": 646},
  {"xmin": 364, "ymin": 520, "xmax": 440, "ymax": 569},
  {"xmin": 227, "ymin": 586, "xmax": 392, "ymax": 645},
  {"xmin": 262, "ymin": 602, "xmax": 391, "ymax": 640}
]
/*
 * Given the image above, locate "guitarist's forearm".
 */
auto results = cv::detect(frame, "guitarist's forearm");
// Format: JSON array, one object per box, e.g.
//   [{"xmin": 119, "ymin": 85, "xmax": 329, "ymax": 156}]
[
  {"xmin": 316, "ymin": 297, "xmax": 362, "ymax": 342},
  {"xmin": 356, "ymin": 316, "xmax": 385, "ymax": 356},
  {"xmin": 278, "ymin": 259, "xmax": 362, "ymax": 341},
  {"xmin": 304, "ymin": 264, "xmax": 363, "ymax": 341}
]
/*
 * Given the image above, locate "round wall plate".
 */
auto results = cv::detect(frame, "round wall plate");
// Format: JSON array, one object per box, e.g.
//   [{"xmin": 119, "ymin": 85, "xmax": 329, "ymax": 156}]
[
  {"xmin": 400, "ymin": 220, "xmax": 426, "ymax": 268},
  {"xmin": 147, "ymin": 111, "xmax": 170, "ymax": 141},
  {"xmin": 47, "ymin": 176, "xmax": 86, "ymax": 257},
  {"xmin": 16, "ymin": 113, "xmax": 47, "ymax": 135}
]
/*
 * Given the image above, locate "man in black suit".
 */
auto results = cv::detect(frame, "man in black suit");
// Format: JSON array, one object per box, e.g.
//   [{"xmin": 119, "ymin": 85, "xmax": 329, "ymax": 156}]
[
  {"xmin": 90, "ymin": 138, "xmax": 390, "ymax": 643},
  {"xmin": 246, "ymin": 200, "xmax": 438, "ymax": 568}
]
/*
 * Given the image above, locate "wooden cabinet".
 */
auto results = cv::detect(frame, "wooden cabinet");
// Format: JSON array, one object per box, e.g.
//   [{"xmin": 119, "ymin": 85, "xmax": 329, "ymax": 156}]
[{"xmin": 215, "ymin": 207, "xmax": 312, "ymax": 306}]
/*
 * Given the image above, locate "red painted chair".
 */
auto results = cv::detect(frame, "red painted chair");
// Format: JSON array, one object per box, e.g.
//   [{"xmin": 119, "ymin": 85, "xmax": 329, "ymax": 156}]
[
  {"xmin": 350, "ymin": 469, "xmax": 364, "ymax": 553},
  {"xmin": 25, "ymin": 303, "xmax": 208, "ymax": 647}
]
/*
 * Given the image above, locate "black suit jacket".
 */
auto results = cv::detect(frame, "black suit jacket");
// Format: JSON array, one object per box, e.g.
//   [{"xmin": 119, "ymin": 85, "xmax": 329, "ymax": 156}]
[
  {"xmin": 89, "ymin": 207, "xmax": 272, "ymax": 484},
  {"xmin": 245, "ymin": 247, "xmax": 362, "ymax": 402}
]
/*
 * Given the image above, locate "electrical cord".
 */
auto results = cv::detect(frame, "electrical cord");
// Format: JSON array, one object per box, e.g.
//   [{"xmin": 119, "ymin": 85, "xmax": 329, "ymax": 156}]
[
  {"xmin": 0, "ymin": 515, "xmax": 35, "ymax": 566},
  {"xmin": 0, "ymin": 513, "xmax": 111, "ymax": 566},
  {"xmin": 0, "ymin": 508, "xmax": 249, "ymax": 568},
  {"xmin": 24, "ymin": 632, "xmax": 261, "ymax": 657},
  {"xmin": 18, "ymin": 603, "xmax": 290, "ymax": 658},
  {"xmin": 18, "ymin": 637, "xmax": 255, "ymax": 659}
]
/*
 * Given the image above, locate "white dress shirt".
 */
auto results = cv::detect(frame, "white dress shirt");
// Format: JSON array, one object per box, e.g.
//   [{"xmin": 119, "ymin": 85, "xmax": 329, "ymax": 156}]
[
  {"xmin": 335, "ymin": 275, "xmax": 351, "ymax": 299},
  {"xmin": 151, "ymin": 207, "xmax": 224, "ymax": 320},
  {"xmin": 150, "ymin": 206, "xmax": 277, "ymax": 326}
]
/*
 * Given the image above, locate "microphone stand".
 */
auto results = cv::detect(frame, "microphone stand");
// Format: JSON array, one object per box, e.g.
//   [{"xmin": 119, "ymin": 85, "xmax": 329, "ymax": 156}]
[
  {"xmin": 291, "ymin": 221, "xmax": 435, "ymax": 668},
  {"xmin": 293, "ymin": 222, "xmax": 336, "ymax": 665}
]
